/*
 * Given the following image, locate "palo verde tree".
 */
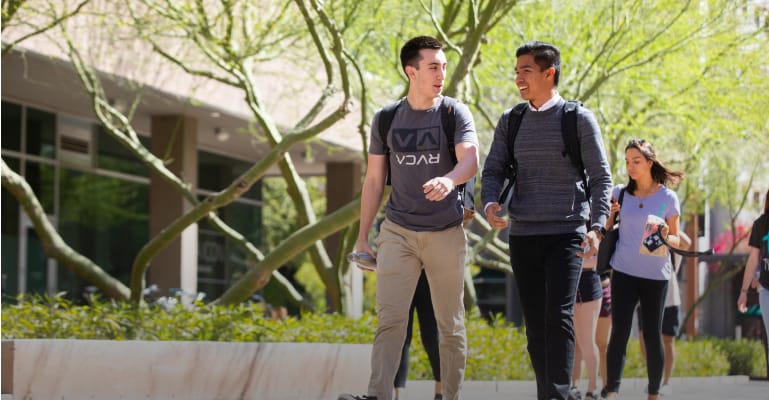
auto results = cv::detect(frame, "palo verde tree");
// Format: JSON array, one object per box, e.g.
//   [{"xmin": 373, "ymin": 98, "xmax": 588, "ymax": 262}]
[
  {"xmin": 464, "ymin": 0, "xmax": 769, "ymax": 271},
  {"xmin": 3, "ymin": 0, "xmax": 767, "ymax": 318},
  {"xmin": 2, "ymin": 0, "xmax": 522, "ymax": 314}
]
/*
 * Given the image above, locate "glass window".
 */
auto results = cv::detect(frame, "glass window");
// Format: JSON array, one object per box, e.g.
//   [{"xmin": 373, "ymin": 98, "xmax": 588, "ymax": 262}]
[
  {"xmin": 26, "ymin": 107, "xmax": 56, "ymax": 159},
  {"xmin": 197, "ymin": 150, "xmax": 264, "ymax": 300},
  {"xmin": 197, "ymin": 226, "xmax": 228, "ymax": 300},
  {"xmin": 197, "ymin": 201, "xmax": 262, "ymax": 300},
  {"xmin": 2, "ymin": 158, "xmax": 21, "ymax": 299},
  {"xmin": 24, "ymin": 226, "xmax": 49, "ymax": 296},
  {"xmin": 58, "ymin": 115, "xmax": 94, "ymax": 168},
  {"xmin": 24, "ymin": 161, "xmax": 55, "ymax": 215},
  {"xmin": 222, "ymin": 201, "xmax": 262, "ymax": 244},
  {"xmin": 57, "ymin": 168, "xmax": 149, "ymax": 301},
  {"xmin": 96, "ymin": 126, "xmax": 149, "ymax": 176},
  {"xmin": 198, "ymin": 150, "xmax": 261, "ymax": 201},
  {"xmin": 2, "ymin": 101, "xmax": 22, "ymax": 152}
]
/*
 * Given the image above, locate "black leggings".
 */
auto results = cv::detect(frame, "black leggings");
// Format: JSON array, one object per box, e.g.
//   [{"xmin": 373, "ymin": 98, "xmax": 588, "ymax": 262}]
[
  {"xmin": 394, "ymin": 270, "xmax": 441, "ymax": 388},
  {"xmin": 605, "ymin": 270, "xmax": 668, "ymax": 395}
]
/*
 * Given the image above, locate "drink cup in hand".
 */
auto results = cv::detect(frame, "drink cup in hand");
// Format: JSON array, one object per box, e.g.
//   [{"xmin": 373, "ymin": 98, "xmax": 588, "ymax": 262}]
[{"xmin": 346, "ymin": 252, "xmax": 377, "ymax": 272}]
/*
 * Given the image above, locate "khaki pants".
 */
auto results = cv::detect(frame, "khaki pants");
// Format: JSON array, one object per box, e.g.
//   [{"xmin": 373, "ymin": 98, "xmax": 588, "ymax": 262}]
[{"xmin": 367, "ymin": 219, "xmax": 467, "ymax": 400}]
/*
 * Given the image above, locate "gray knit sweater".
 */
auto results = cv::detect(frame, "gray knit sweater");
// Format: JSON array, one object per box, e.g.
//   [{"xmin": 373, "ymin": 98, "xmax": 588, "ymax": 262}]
[{"xmin": 481, "ymin": 100, "xmax": 612, "ymax": 236}]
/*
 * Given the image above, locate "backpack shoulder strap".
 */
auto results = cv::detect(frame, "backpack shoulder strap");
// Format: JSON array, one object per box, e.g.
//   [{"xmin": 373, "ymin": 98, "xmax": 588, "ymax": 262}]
[
  {"xmin": 439, "ymin": 96, "xmax": 477, "ymax": 212},
  {"xmin": 506, "ymin": 102, "xmax": 529, "ymax": 160},
  {"xmin": 440, "ymin": 96, "xmax": 468, "ymax": 195},
  {"xmin": 378, "ymin": 98, "xmax": 404, "ymax": 185},
  {"xmin": 497, "ymin": 102, "xmax": 528, "ymax": 204},
  {"xmin": 561, "ymin": 100, "xmax": 588, "ymax": 198},
  {"xmin": 615, "ymin": 187, "xmax": 626, "ymax": 224},
  {"xmin": 440, "ymin": 96, "xmax": 458, "ymax": 164}
]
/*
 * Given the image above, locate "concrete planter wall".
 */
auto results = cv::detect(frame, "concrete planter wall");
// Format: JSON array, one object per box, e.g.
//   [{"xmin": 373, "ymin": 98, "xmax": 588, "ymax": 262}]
[{"xmin": 1, "ymin": 340, "xmax": 372, "ymax": 400}]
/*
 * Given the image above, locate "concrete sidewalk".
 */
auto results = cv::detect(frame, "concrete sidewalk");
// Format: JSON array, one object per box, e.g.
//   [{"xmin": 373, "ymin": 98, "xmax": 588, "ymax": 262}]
[{"xmin": 387, "ymin": 376, "xmax": 767, "ymax": 400}]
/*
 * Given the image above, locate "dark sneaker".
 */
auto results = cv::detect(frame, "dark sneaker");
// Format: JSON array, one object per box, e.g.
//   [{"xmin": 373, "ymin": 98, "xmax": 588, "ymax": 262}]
[
  {"xmin": 346, "ymin": 252, "xmax": 377, "ymax": 271},
  {"xmin": 337, "ymin": 395, "xmax": 377, "ymax": 400},
  {"xmin": 434, "ymin": 394, "xmax": 443, "ymax": 400},
  {"xmin": 584, "ymin": 391, "xmax": 599, "ymax": 400},
  {"xmin": 569, "ymin": 386, "xmax": 583, "ymax": 400},
  {"xmin": 599, "ymin": 388, "xmax": 617, "ymax": 400}
]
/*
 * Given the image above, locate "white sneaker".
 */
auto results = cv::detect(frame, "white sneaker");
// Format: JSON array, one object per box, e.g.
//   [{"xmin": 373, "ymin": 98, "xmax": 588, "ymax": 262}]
[{"xmin": 659, "ymin": 384, "xmax": 672, "ymax": 397}]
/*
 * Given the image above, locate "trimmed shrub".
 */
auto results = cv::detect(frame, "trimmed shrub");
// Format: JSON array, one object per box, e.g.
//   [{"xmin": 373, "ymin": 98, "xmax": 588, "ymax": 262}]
[
  {"xmin": 675, "ymin": 339, "xmax": 730, "ymax": 376},
  {"xmin": 709, "ymin": 337, "xmax": 766, "ymax": 376},
  {"xmin": 0, "ymin": 296, "xmax": 739, "ymax": 379}
]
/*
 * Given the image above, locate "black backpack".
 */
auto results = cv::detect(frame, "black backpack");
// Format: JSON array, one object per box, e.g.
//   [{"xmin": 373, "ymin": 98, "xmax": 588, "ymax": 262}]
[
  {"xmin": 377, "ymin": 96, "xmax": 476, "ymax": 214},
  {"xmin": 498, "ymin": 100, "xmax": 586, "ymax": 204}
]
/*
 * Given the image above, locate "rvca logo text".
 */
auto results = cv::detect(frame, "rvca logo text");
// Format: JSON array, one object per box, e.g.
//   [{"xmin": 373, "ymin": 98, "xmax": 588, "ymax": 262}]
[
  {"xmin": 396, "ymin": 153, "xmax": 441, "ymax": 166},
  {"xmin": 391, "ymin": 126, "xmax": 441, "ymax": 152},
  {"xmin": 391, "ymin": 126, "xmax": 442, "ymax": 166}
]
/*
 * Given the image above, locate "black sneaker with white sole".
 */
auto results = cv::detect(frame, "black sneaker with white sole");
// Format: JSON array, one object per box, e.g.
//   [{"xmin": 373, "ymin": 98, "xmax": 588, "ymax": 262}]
[{"xmin": 569, "ymin": 386, "xmax": 583, "ymax": 400}]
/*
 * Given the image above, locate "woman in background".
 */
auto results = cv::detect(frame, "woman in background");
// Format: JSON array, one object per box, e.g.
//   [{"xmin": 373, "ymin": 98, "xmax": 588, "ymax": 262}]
[
  {"xmin": 595, "ymin": 272, "xmax": 612, "ymax": 390},
  {"xmin": 737, "ymin": 189, "xmax": 769, "ymax": 348},
  {"xmin": 602, "ymin": 139, "xmax": 684, "ymax": 400},
  {"xmin": 570, "ymin": 254, "xmax": 602, "ymax": 400}
]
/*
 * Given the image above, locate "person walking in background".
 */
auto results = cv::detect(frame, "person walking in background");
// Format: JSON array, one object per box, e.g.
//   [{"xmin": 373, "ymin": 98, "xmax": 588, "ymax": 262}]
[
  {"xmin": 569, "ymin": 255, "xmax": 603, "ymax": 400},
  {"xmin": 737, "ymin": 188, "xmax": 769, "ymax": 365},
  {"xmin": 339, "ymin": 35, "xmax": 479, "ymax": 400},
  {"xmin": 480, "ymin": 41, "xmax": 612, "ymax": 400},
  {"xmin": 602, "ymin": 139, "xmax": 684, "ymax": 400},
  {"xmin": 394, "ymin": 270, "xmax": 442, "ymax": 400},
  {"xmin": 595, "ymin": 272, "xmax": 613, "ymax": 390},
  {"xmin": 637, "ymin": 231, "xmax": 692, "ymax": 397}
]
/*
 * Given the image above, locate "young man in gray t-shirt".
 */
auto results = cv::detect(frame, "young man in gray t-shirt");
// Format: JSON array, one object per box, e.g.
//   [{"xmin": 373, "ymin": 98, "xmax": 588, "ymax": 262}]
[{"xmin": 339, "ymin": 36, "xmax": 479, "ymax": 400}]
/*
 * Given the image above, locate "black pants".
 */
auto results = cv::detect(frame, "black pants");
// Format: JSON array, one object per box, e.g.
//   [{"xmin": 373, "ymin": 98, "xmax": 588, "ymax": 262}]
[
  {"xmin": 394, "ymin": 270, "xmax": 441, "ymax": 388},
  {"xmin": 605, "ymin": 270, "xmax": 668, "ymax": 395},
  {"xmin": 509, "ymin": 233, "xmax": 584, "ymax": 400}
]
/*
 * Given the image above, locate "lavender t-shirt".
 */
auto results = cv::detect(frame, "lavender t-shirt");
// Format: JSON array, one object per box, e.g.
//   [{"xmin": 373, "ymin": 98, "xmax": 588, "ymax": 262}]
[
  {"xmin": 609, "ymin": 184, "xmax": 680, "ymax": 280},
  {"xmin": 370, "ymin": 97, "xmax": 478, "ymax": 231}
]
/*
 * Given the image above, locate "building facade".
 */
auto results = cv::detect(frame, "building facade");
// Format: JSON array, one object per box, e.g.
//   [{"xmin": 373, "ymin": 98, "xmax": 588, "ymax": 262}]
[{"xmin": 2, "ymin": 46, "xmax": 363, "ymax": 305}]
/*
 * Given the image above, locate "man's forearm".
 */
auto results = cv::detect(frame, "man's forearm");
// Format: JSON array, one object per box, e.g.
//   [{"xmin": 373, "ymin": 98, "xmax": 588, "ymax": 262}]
[
  {"xmin": 445, "ymin": 150, "xmax": 478, "ymax": 186},
  {"xmin": 357, "ymin": 181, "xmax": 384, "ymax": 243}
]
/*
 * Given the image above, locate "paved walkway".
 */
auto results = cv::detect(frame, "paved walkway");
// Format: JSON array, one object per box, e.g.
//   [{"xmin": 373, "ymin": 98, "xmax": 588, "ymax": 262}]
[{"xmin": 389, "ymin": 376, "xmax": 767, "ymax": 400}]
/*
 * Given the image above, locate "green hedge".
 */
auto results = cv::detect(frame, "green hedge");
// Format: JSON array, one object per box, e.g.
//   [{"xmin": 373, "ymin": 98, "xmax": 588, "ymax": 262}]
[
  {"xmin": 708, "ymin": 337, "xmax": 766, "ymax": 377},
  {"xmin": 3, "ymin": 296, "xmax": 762, "ymax": 380}
]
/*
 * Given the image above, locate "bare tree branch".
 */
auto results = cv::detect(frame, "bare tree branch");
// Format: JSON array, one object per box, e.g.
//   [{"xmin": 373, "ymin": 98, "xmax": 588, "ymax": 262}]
[
  {"xmin": 1, "ymin": 158, "xmax": 131, "ymax": 300},
  {"xmin": 1, "ymin": 0, "xmax": 91, "ymax": 56}
]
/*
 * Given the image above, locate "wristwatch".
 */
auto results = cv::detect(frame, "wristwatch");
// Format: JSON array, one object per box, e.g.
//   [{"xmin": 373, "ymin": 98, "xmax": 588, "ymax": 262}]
[{"xmin": 592, "ymin": 226, "xmax": 606, "ymax": 239}]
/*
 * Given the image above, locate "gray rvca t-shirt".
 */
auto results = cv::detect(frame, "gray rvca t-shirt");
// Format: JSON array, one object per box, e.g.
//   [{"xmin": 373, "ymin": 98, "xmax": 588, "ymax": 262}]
[{"xmin": 370, "ymin": 97, "xmax": 478, "ymax": 231}]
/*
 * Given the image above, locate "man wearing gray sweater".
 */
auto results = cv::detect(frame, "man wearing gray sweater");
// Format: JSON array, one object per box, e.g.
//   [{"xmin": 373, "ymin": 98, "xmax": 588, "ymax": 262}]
[{"xmin": 481, "ymin": 41, "xmax": 612, "ymax": 400}]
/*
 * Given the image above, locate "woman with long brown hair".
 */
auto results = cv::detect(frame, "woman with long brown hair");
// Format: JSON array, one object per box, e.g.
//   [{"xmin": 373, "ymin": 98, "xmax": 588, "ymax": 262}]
[{"xmin": 602, "ymin": 139, "xmax": 684, "ymax": 400}]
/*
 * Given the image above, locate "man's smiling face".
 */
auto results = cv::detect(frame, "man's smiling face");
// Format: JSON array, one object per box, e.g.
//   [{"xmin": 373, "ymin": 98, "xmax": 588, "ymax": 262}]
[{"xmin": 515, "ymin": 54, "xmax": 554, "ymax": 106}]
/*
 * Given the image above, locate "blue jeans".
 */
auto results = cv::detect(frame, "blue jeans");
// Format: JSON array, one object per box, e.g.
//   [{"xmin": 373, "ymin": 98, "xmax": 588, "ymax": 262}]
[
  {"xmin": 760, "ymin": 286, "xmax": 769, "ymax": 346},
  {"xmin": 509, "ymin": 233, "xmax": 584, "ymax": 400}
]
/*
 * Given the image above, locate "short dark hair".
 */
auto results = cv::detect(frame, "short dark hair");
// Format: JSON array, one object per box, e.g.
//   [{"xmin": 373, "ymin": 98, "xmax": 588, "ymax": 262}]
[
  {"xmin": 516, "ymin": 41, "xmax": 561, "ymax": 86},
  {"xmin": 400, "ymin": 36, "xmax": 443, "ymax": 74}
]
